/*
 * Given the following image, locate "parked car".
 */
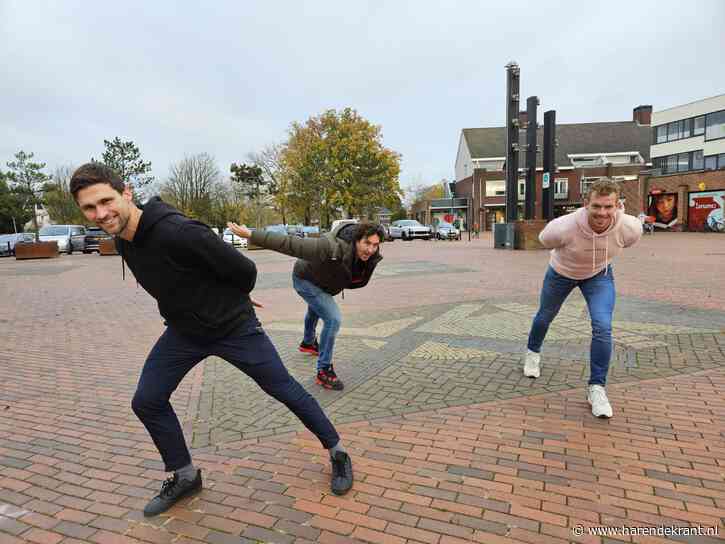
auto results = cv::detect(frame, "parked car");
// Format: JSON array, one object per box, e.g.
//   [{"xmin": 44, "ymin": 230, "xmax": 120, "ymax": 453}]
[
  {"xmin": 83, "ymin": 226, "xmax": 113, "ymax": 253},
  {"xmin": 434, "ymin": 221, "xmax": 461, "ymax": 240},
  {"xmin": 388, "ymin": 219, "xmax": 432, "ymax": 240},
  {"xmin": 223, "ymin": 228, "xmax": 248, "ymax": 248},
  {"xmin": 38, "ymin": 224, "xmax": 86, "ymax": 254},
  {"xmin": 0, "ymin": 232, "xmax": 35, "ymax": 257},
  {"xmin": 286, "ymin": 225, "xmax": 305, "ymax": 237},
  {"xmin": 301, "ymin": 226, "xmax": 320, "ymax": 238},
  {"xmin": 330, "ymin": 219, "xmax": 358, "ymax": 231}
]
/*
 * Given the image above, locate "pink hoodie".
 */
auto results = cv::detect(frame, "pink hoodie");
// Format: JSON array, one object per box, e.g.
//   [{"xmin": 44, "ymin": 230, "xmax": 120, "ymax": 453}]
[{"xmin": 539, "ymin": 207, "xmax": 642, "ymax": 280}]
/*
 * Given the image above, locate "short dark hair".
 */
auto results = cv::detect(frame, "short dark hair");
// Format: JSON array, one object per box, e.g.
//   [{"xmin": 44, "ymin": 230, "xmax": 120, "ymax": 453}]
[
  {"xmin": 353, "ymin": 222, "xmax": 385, "ymax": 243},
  {"xmin": 70, "ymin": 163, "xmax": 125, "ymax": 200}
]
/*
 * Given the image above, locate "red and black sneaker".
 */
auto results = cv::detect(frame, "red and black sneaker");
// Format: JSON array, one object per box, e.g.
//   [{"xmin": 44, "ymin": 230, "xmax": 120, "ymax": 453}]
[
  {"xmin": 299, "ymin": 339, "xmax": 320, "ymax": 356},
  {"xmin": 316, "ymin": 366, "xmax": 344, "ymax": 391}
]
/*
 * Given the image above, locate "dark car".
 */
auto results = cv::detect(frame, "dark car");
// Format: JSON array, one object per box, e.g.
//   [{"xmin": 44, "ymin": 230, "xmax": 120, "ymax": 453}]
[
  {"xmin": 83, "ymin": 226, "xmax": 113, "ymax": 253},
  {"xmin": 0, "ymin": 233, "xmax": 35, "ymax": 257}
]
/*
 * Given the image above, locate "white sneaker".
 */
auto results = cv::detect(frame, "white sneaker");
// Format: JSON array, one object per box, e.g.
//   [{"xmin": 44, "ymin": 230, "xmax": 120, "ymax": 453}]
[
  {"xmin": 587, "ymin": 385, "xmax": 613, "ymax": 418},
  {"xmin": 523, "ymin": 350, "xmax": 541, "ymax": 378}
]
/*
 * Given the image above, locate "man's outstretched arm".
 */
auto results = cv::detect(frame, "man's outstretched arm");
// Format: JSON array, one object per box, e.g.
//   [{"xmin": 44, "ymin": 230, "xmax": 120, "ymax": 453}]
[{"xmin": 227, "ymin": 222, "xmax": 333, "ymax": 263}]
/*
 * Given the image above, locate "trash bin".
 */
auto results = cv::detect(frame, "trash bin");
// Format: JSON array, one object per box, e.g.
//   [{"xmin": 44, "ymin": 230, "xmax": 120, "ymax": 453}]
[{"xmin": 493, "ymin": 223, "xmax": 515, "ymax": 249}]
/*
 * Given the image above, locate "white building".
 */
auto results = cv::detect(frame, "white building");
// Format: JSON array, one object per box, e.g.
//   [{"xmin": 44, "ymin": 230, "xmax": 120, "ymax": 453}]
[{"xmin": 651, "ymin": 94, "xmax": 725, "ymax": 174}]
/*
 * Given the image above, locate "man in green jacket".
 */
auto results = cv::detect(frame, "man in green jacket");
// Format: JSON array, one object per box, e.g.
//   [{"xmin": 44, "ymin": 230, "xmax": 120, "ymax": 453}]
[{"xmin": 227, "ymin": 221, "xmax": 384, "ymax": 390}]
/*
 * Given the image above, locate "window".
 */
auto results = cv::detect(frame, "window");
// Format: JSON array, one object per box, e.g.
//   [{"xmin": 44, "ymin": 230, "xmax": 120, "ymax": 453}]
[
  {"xmin": 656, "ymin": 125, "xmax": 667, "ymax": 144},
  {"xmin": 666, "ymin": 155, "xmax": 678, "ymax": 173},
  {"xmin": 694, "ymin": 116, "xmax": 705, "ymax": 136},
  {"xmin": 692, "ymin": 150, "xmax": 704, "ymax": 170},
  {"xmin": 580, "ymin": 177, "xmax": 600, "ymax": 196},
  {"xmin": 705, "ymin": 155, "xmax": 717, "ymax": 170},
  {"xmin": 719, "ymin": 154, "xmax": 725, "ymax": 169},
  {"xmin": 554, "ymin": 178, "xmax": 568, "ymax": 198},
  {"xmin": 518, "ymin": 179, "xmax": 526, "ymax": 200},
  {"xmin": 485, "ymin": 180, "xmax": 505, "ymax": 197},
  {"xmin": 706, "ymin": 110, "xmax": 725, "ymax": 140},
  {"xmin": 681, "ymin": 118, "xmax": 692, "ymax": 139},
  {"xmin": 667, "ymin": 121, "xmax": 680, "ymax": 142},
  {"xmin": 677, "ymin": 153, "xmax": 690, "ymax": 172}
]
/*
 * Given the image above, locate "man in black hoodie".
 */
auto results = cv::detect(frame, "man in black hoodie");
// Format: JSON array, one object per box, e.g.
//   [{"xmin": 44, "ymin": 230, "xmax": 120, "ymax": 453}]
[
  {"xmin": 70, "ymin": 163, "xmax": 353, "ymax": 517},
  {"xmin": 226, "ymin": 220, "xmax": 384, "ymax": 391}
]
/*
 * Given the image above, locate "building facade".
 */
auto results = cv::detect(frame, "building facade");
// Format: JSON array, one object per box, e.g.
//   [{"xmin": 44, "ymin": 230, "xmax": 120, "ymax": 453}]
[
  {"xmin": 453, "ymin": 106, "xmax": 652, "ymax": 231},
  {"xmin": 636, "ymin": 94, "xmax": 725, "ymax": 232}
]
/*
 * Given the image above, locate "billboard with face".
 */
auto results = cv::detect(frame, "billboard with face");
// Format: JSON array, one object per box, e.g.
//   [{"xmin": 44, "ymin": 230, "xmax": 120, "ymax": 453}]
[
  {"xmin": 647, "ymin": 193, "xmax": 678, "ymax": 229},
  {"xmin": 688, "ymin": 190, "xmax": 725, "ymax": 232}
]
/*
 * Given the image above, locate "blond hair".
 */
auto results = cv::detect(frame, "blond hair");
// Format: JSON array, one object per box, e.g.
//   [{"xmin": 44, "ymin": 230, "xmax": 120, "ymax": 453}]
[{"xmin": 586, "ymin": 178, "xmax": 620, "ymax": 199}]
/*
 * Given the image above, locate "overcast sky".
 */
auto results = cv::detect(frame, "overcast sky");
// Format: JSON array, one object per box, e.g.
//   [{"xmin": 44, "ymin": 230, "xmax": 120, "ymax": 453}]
[{"xmin": 2, "ymin": 1, "xmax": 724, "ymax": 192}]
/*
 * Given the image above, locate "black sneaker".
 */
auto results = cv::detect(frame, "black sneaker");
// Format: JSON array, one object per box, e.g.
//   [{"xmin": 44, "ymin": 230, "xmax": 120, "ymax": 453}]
[
  {"xmin": 299, "ymin": 339, "xmax": 320, "ymax": 356},
  {"xmin": 143, "ymin": 469, "xmax": 202, "ymax": 517},
  {"xmin": 316, "ymin": 366, "xmax": 344, "ymax": 390},
  {"xmin": 330, "ymin": 451, "xmax": 353, "ymax": 496}
]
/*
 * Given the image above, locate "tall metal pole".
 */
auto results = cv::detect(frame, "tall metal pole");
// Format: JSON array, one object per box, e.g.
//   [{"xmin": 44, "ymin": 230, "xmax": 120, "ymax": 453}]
[
  {"xmin": 542, "ymin": 110, "xmax": 556, "ymax": 221},
  {"xmin": 525, "ymin": 96, "xmax": 538, "ymax": 219},
  {"xmin": 504, "ymin": 62, "xmax": 520, "ymax": 223}
]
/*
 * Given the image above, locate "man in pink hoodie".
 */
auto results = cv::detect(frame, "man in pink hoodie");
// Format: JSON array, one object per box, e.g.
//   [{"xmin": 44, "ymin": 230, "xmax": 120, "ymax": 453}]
[{"xmin": 523, "ymin": 179, "xmax": 642, "ymax": 418}]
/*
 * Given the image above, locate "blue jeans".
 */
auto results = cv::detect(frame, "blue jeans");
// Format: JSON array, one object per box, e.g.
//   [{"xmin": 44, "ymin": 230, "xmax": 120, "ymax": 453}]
[
  {"xmin": 527, "ymin": 265, "xmax": 615, "ymax": 386},
  {"xmin": 132, "ymin": 318, "xmax": 340, "ymax": 472},
  {"xmin": 292, "ymin": 275, "xmax": 341, "ymax": 371}
]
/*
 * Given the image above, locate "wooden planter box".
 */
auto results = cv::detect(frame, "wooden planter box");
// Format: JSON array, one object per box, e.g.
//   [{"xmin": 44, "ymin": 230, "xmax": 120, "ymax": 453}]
[
  {"xmin": 15, "ymin": 241, "xmax": 59, "ymax": 260},
  {"xmin": 514, "ymin": 220, "xmax": 547, "ymax": 250},
  {"xmin": 99, "ymin": 239, "xmax": 119, "ymax": 255}
]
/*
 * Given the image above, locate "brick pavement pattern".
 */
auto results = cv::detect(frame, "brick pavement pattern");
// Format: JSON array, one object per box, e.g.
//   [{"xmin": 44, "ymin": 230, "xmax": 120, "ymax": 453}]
[{"xmin": 1, "ymin": 232, "xmax": 725, "ymax": 543}]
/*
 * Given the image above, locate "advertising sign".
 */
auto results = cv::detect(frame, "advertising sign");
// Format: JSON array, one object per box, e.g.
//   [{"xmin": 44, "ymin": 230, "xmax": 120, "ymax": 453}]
[
  {"xmin": 688, "ymin": 190, "xmax": 725, "ymax": 232},
  {"xmin": 646, "ymin": 193, "xmax": 678, "ymax": 229}
]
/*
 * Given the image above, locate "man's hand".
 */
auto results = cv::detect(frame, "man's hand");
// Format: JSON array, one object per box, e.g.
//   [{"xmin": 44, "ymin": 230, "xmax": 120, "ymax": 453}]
[
  {"xmin": 250, "ymin": 297, "xmax": 264, "ymax": 309},
  {"xmin": 227, "ymin": 222, "xmax": 252, "ymax": 239}
]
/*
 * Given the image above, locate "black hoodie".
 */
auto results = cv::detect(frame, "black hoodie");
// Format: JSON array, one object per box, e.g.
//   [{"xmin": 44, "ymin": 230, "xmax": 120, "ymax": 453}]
[{"xmin": 116, "ymin": 197, "xmax": 257, "ymax": 341}]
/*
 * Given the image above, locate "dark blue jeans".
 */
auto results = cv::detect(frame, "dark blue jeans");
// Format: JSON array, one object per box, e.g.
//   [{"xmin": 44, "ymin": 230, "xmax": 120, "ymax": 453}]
[
  {"xmin": 527, "ymin": 265, "xmax": 616, "ymax": 386},
  {"xmin": 292, "ymin": 275, "xmax": 341, "ymax": 371},
  {"xmin": 132, "ymin": 318, "xmax": 340, "ymax": 472}
]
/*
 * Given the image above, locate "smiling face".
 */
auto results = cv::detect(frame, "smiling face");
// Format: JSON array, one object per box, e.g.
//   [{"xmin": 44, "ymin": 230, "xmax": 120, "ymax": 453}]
[
  {"xmin": 76, "ymin": 182, "xmax": 134, "ymax": 236},
  {"xmin": 355, "ymin": 233, "xmax": 380, "ymax": 261},
  {"xmin": 585, "ymin": 190, "xmax": 618, "ymax": 233}
]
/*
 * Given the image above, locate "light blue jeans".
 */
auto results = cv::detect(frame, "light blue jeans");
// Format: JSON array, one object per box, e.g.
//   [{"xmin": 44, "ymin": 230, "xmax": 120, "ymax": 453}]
[
  {"xmin": 292, "ymin": 275, "xmax": 341, "ymax": 371},
  {"xmin": 527, "ymin": 265, "xmax": 616, "ymax": 385}
]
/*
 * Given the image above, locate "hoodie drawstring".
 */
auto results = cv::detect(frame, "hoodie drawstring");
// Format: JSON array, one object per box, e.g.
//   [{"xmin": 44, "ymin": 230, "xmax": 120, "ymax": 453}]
[{"xmin": 592, "ymin": 235, "xmax": 610, "ymax": 276}]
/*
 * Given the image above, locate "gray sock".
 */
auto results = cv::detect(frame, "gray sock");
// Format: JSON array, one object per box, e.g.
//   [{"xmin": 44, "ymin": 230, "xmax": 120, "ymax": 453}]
[
  {"xmin": 175, "ymin": 463, "xmax": 197, "ymax": 481},
  {"xmin": 329, "ymin": 442, "xmax": 346, "ymax": 458}
]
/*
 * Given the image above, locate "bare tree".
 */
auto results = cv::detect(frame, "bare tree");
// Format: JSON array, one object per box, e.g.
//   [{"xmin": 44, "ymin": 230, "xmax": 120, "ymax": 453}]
[
  {"xmin": 161, "ymin": 153, "xmax": 220, "ymax": 222},
  {"xmin": 247, "ymin": 144, "xmax": 288, "ymax": 224}
]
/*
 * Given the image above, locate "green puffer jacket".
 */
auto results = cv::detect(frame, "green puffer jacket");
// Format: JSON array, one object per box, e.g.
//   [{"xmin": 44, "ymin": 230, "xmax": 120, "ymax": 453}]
[{"xmin": 249, "ymin": 224, "xmax": 382, "ymax": 295}]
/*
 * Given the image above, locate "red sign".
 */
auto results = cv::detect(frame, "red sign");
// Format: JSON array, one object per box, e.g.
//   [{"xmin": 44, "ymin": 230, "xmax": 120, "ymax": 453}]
[{"xmin": 688, "ymin": 190, "xmax": 725, "ymax": 232}]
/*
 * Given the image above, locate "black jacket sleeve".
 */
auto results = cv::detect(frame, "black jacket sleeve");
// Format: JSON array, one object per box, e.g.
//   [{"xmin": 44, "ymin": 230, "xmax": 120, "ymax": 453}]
[{"xmin": 174, "ymin": 223, "xmax": 257, "ymax": 293}]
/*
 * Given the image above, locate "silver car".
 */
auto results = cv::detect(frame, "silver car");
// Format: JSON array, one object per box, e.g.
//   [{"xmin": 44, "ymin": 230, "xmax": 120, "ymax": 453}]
[
  {"xmin": 388, "ymin": 219, "xmax": 432, "ymax": 241},
  {"xmin": 223, "ymin": 228, "xmax": 248, "ymax": 249},
  {"xmin": 38, "ymin": 225, "xmax": 86, "ymax": 254}
]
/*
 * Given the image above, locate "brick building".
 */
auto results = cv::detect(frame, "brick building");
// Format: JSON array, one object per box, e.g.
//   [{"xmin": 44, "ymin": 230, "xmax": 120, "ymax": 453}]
[
  {"xmin": 628, "ymin": 94, "xmax": 725, "ymax": 232},
  {"xmin": 453, "ymin": 106, "xmax": 652, "ymax": 231}
]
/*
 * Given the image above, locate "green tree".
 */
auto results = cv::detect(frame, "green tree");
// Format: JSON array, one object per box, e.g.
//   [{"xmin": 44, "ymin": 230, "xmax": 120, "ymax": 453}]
[
  {"xmin": 0, "ymin": 172, "xmax": 33, "ymax": 233},
  {"xmin": 42, "ymin": 165, "xmax": 86, "ymax": 225},
  {"xmin": 5, "ymin": 150, "xmax": 51, "ymax": 234},
  {"xmin": 279, "ymin": 108, "xmax": 402, "ymax": 228},
  {"xmin": 96, "ymin": 137, "xmax": 154, "ymax": 194},
  {"xmin": 230, "ymin": 163, "xmax": 267, "ymax": 228}
]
